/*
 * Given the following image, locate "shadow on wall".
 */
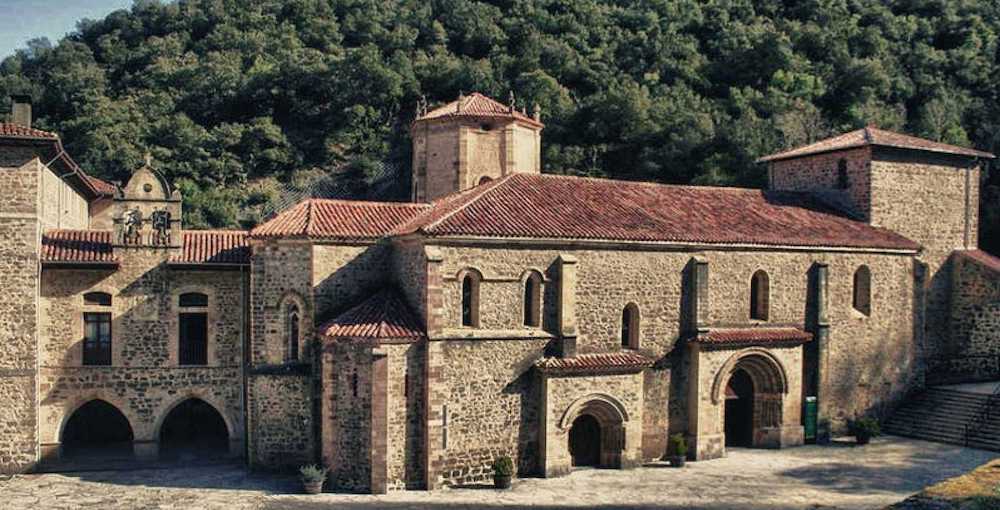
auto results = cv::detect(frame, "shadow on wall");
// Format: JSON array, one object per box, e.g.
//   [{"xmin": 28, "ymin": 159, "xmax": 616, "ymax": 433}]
[
  {"xmin": 504, "ymin": 350, "xmax": 544, "ymax": 477},
  {"xmin": 313, "ymin": 244, "xmax": 392, "ymax": 324}
]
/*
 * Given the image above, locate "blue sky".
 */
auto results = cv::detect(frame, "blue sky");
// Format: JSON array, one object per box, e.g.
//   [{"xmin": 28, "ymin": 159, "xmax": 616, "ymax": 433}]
[{"xmin": 1, "ymin": 0, "xmax": 134, "ymax": 58}]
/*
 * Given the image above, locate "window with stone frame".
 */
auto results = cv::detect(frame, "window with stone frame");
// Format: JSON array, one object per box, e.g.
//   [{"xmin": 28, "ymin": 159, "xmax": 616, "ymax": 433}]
[
  {"xmin": 523, "ymin": 271, "xmax": 542, "ymax": 327},
  {"xmin": 853, "ymin": 265, "xmax": 872, "ymax": 316},
  {"xmin": 750, "ymin": 270, "xmax": 770, "ymax": 321},
  {"xmin": 461, "ymin": 271, "xmax": 481, "ymax": 327},
  {"xmin": 285, "ymin": 303, "xmax": 301, "ymax": 362},
  {"xmin": 83, "ymin": 312, "xmax": 112, "ymax": 366},
  {"xmin": 621, "ymin": 303, "xmax": 640, "ymax": 349},
  {"xmin": 179, "ymin": 292, "xmax": 208, "ymax": 366},
  {"xmin": 83, "ymin": 292, "xmax": 112, "ymax": 307}
]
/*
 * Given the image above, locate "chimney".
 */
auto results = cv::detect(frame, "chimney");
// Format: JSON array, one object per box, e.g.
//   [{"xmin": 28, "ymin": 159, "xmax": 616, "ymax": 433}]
[{"xmin": 10, "ymin": 95, "xmax": 31, "ymax": 128}]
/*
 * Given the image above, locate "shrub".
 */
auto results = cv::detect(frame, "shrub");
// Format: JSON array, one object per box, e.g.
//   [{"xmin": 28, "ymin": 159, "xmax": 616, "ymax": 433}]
[
  {"xmin": 850, "ymin": 417, "xmax": 881, "ymax": 439},
  {"xmin": 299, "ymin": 464, "xmax": 328, "ymax": 483},
  {"xmin": 493, "ymin": 455, "xmax": 514, "ymax": 477},
  {"xmin": 668, "ymin": 433, "xmax": 688, "ymax": 457}
]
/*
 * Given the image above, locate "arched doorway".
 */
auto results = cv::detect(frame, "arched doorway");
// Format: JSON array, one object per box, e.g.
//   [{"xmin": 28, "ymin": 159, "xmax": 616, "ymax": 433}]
[
  {"xmin": 61, "ymin": 400, "xmax": 134, "ymax": 460},
  {"xmin": 712, "ymin": 351, "xmax": 788, "ymax": 449},
  {"xmin": 569, "ymin": 414, "xmax": 602, "ymax": 467},
  {"xmin": 159, "ymin": 398, "xmax": 230, "ymax": 461},
  {"xmin": 725, "ymin": 369, "xmax": 754, "ymax": 447}
]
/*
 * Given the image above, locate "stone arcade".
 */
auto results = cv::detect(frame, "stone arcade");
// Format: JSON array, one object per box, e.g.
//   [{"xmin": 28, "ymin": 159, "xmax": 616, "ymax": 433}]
[{"xmin": 2, "ymin": 93, "xmax": 1000, "ymax": 493}]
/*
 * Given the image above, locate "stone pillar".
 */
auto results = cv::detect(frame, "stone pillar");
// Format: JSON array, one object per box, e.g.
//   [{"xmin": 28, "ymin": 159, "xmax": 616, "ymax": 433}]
[
  {"xmin": 556, "ymin": 254, "xmax": 578, "ymax": 358},
  {"xmin": 370, "ymin": 349, "xmax": 389, "ymax": 494},
  {"xmin": 422, "ymin": 246, "xmax": 445, "ymax": 489},
  {"xmin": 537, "ymin": 373, "xmax": 565, "ymax": 478},
  {"xmin": 134, "ymin": 440, "xmax": 158, "ymax": 461},
  {"xmin": 813, "ymin": 263, "xmax": 831, "ymax": 442},
  {"xmin": 690, "ymin": 256, "xmax": 709, "ymax": 334}
]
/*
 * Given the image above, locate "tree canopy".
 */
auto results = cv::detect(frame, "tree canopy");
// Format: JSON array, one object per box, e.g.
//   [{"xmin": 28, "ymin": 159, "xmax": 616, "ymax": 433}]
[{"xmin": 1, "ymin": 0, "xmax": 998, "ymax": 252}]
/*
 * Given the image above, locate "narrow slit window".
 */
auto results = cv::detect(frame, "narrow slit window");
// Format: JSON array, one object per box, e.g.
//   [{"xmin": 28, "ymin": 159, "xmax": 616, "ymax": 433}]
[
  {"xmin": 750, "ymin": 270, "xmax": 770, "ymax": 321},
  {"xmin": 622, "ymin": 303, "xmax": 640, "ymax": 349},
  {"xmin": 523, "ymin": 272, "xmax": 542, "ymax": 327},
  {"xmin": 461, "ymin": 272, "xmax": 480, "ymax": 327},
  {"xmin": 853, "ymin": 265, "xmax": 872, "ymax": 316}
]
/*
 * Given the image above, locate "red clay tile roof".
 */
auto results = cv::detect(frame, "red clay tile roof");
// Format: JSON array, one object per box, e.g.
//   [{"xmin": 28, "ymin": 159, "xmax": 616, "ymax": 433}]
[
  {"xmin": 416, "ymin": 92, "xmax": 543, "ymax": 128},
  {"xmin": 757, "ymin": 126, "xmax": 994, "ymax": 162},
  {"xmin": 250, "ymin": 198, "xmax": 430, "ymax": 240},
  {"xmin": 535, "ymin": 352, "xmax": 654, "ymax": 375},
  {"xmin": 41, "ymin": 230, "xmax": 117, "ymax": 265},
  {"xmin": 694, "ymin": 327, "xmax": 812, "ymax": 346},
  {"xmin": 170, "ymin": 230, "xmax": 249, "ymax": 265},
  {"xmin": 0, "ymin": 123, "xmax": 116, "ymax": 198},
  {"xmin": 0, "ymin": 122, "xmax": 59, "ymax": 140},
  {"xmin": 319, "ymin": 289, "xmax": 425, "ymax": 343},
  {"xmin": 956, "ymin": 249, "xmax": 1000, "ymax": 275},
  {"xmin": 81, "ymin": 173, "xmax": 117, "ymax": 196},
  {"xmin": 42, "ymin": 229, "xmax": 250, "ymax": 266},
  {"xmin": 395, "ymin": 173, "xmax": 920, "ymax": 251}
]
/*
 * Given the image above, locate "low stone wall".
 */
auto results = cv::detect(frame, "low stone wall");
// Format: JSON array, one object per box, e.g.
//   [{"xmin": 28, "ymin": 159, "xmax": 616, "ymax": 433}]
[{"xmin": 248, "ymin": 372, "xmax": 314, "ymax": 469}]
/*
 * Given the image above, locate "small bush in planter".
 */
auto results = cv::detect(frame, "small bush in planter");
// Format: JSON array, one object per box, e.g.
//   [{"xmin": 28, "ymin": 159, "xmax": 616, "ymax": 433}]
[
  {"xmin": 299, "ymin": 464, "xmax": 328, "ymax": 494},
  {"xmin": 668, "ymin": 433, "xmax": 688, "ymax": 467},
  {"xmin": 493, "ymin": 455, "xmax": 514, "ymax": 489},
  {"xmin": 850, "ymin": 417, "xmax": 881, "ymax": 445}
]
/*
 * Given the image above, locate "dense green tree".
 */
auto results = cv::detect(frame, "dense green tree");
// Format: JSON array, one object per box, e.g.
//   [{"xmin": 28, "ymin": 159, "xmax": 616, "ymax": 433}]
[{"xmin": 0, "ymin": 0, "xmax": 998, "ymax": 251}]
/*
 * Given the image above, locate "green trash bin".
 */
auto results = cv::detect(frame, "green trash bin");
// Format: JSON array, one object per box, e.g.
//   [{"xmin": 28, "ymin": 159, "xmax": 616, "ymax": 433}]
[{"xmin": 804, "ymin": 396, "xmax": 818, "ymax": 443}]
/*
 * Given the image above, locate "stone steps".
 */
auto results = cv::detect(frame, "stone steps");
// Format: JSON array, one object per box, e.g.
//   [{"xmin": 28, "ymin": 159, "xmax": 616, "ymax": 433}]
[{"xmin": 883, "ymin": 387, "xmax": 1000, "ymax": 451}]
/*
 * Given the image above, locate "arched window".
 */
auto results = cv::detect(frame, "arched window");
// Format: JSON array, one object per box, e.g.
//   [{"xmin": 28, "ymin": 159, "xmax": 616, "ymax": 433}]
[
  {"xmin": 285, "ymin": 303, "xmax": 300, "ymax": 362},
  {"xmin": 853, "ymin": 265, "xmax": 872, "ymax": 316},
  {"xmin": 837, "ymin": 159, "xmax": 849, "ymax": 189},
  {"xmin": 750, "ymin": 270, "xmax": 770, "ymax": 321},
  {"xmin": 461, "ymin": 271, "xmax": 481, "ymax": 327},
  {"xmin": 179, "ymin": 292, "xmax": 208, "ymax": 308},
  {"xmin": 523, "ymin": 271, "xmax": 542, "ymax": 327},
  {"xmin": 478, "ymin": 176, "xmax": 493, "ymax": 185},
  {"xmin": 621, "ymin": 303, "xmax": 640, "ymax": 349},
  {"xmin": 83, "ymin": 292, "xmax": 112, "ymax": 307}
]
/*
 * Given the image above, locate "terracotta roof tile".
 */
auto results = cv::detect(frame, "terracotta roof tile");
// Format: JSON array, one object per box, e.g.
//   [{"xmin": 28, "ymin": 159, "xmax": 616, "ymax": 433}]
[
  {"xmin": 694, "ymin": 327, "xmax": 812, "ymax": 346},
  {"xmin": 82, "ymin": 173, "xmax": 117, "ymax": 196},
  {"xmin": 535, "ymin": 352, "xmax": 654, "ymax": 375},
  {"xmin": 956, "ymin": 249, "xmax": 1000, "ymax": 275},
  {"xmin": 0, "ymin": 122, "xmax": 58, "ymax": 140},
  {"xmin": 416, "ymin": 92, "xmax": 543, "ymax": 128},
  {"xmin": 757, "ymin": 126, "xmax": 994, "ymax": 162},
  {"xmin": 397, "ymin": 173, "xmax": 920, "ymax": 251},
  {"xmin": 319, "ymin": 289, "xmax": 425, "ymax": 343},
  {"xmin": 42, "ymin": 229, "xmax": 250, "ymax": 266},
  {"xmin": 170, "ymin": 230, "xmax": 249, "ymax": 265},
  {"xmin": 41, "ymin": 230, "xmax": 116, "ymax": 265},
  {"xmin": 250, "ymin": 199, "xmax": 430, "ymax": 240}
]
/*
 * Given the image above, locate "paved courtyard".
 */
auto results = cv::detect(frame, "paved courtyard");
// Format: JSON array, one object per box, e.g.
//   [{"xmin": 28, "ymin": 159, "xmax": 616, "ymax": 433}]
[{"xmin": 0, "ymin": 436, "xmax": 995, "ymax": 510}]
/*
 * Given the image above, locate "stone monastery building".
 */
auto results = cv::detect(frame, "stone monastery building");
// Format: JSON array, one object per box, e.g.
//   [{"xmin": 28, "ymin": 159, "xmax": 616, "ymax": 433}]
[{"xmin": 2, "ymin": 92, "xmax": 1000, "ymax": 493}]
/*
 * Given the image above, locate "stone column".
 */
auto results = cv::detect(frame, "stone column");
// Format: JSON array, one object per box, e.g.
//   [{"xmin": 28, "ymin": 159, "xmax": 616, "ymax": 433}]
[
  {"xmin": 370, "ymin": 349, "xmax": 388, "ymax": 494},
  {"xmin": 813, "ymin": 263, "xmax": 831, "ymax": 442},
  {"xmin": 422, "ymin": 246, "xmax": 445, "ymax": 489},
  {"xmin": 556, "ymin": 254, "xmax": 578, "ymax": 358}
]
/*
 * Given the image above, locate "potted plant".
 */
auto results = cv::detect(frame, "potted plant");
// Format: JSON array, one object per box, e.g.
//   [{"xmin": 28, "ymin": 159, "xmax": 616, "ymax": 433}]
[
  {"xmin": 493, "ymin": 455, "xmax": 514, "ymax": 489},
  {"xmin": 668, "ymin": 433, "xmax": 687, "ymax": 467},
  {"xmin": 299, "ymin": 464, "xmax": 328, "ymax": 494},
  {"xmin": 851, "ymin": 417, "xmax": 881, "ymax": 445}
]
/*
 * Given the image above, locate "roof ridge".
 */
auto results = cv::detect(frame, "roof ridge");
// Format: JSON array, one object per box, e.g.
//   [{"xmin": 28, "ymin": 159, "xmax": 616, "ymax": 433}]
[{"xmin": 530, "ymin": 172, "xmax": 769, "ymax": 193}]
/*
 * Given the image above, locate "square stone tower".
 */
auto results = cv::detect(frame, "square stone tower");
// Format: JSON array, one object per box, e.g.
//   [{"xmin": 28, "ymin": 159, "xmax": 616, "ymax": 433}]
[
  {"xmin": 760, "ymin": 126, "xmax": 994, "ymax": 362},
  {"xmin": 410, "ymin": 92, "xmax": 543, "ymax": 202}
]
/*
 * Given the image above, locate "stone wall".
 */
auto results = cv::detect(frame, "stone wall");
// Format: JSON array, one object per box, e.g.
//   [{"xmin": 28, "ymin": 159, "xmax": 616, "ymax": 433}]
[
  {"xmin": 411, "ymin": 121, "xmax": 459, "ymax": 202},
  {"xmin": 944, "ymin": 251, "xmax": 1000, "ymax": 381},
  {"xmin": 37, "ymin": 256, "xmax": 247, "ymax": 460},
  {"xmin": 429, "ymin": 243, "xmax": 916, "ymax": 460},
  {"xmin": 0, "ymin": 153, "xmax": 40, "ymax": 473},
  {"xmin": 769, "ymin": 147, "xmax": 872, "ymax": 220},
  {"xmin": 869, "ymin": 148, "xmax": 980, "ymax": 361},
  {"xmin": 313, "ymin": 243, "xmax": 392, "ymax": 323},
  {"xmin": 249, "ymin": 372, "xmax": 313, "ymax": 469},
  {"xmin": 250, "ymin": 240, "xmax": 313, "ymax": 365}
]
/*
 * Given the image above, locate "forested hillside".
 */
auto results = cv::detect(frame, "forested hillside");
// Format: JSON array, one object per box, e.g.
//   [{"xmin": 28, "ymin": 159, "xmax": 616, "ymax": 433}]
[{"xmin": 1, "ymin": 0, "xmax": 998, "ymax": 252}]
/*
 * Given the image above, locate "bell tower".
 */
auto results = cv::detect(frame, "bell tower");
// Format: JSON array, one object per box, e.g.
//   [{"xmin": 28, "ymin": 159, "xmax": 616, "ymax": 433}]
[{"xmin": 410, "ymin": 92, "xmax": 543, "ymax": 202}]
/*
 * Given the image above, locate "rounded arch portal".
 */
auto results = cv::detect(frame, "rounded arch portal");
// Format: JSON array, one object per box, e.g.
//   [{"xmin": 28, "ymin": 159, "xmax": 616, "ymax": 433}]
[
  {"xmin": 713, "ymin": 349, "xmax": 789, "ymax": 448},
  {"xmin": 560, "ymin": 394, "xmax": 628, "ymax": 469}
]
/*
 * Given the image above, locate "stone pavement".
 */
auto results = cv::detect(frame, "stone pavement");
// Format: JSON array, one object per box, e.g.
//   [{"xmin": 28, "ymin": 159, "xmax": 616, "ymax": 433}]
[{"xmin": 1, "ymin": 436, "xmax": 996, "ymax": 510}]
